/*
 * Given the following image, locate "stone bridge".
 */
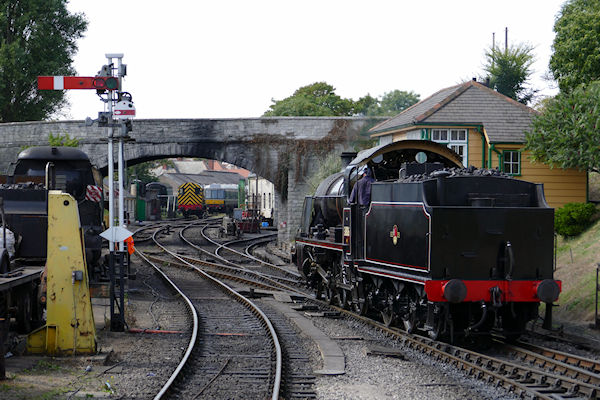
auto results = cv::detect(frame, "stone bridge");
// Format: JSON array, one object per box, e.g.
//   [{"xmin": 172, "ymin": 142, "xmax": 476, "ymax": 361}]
[{"xmin": 0, "ymin": 117, "xmax": 381, "ymax": 244}]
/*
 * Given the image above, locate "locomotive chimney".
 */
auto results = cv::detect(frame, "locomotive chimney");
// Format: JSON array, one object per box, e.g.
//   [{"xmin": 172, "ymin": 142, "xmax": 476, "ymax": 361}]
[{"xmin": 340, "ymin": 152, "xmax": 357, "ymax": 168}]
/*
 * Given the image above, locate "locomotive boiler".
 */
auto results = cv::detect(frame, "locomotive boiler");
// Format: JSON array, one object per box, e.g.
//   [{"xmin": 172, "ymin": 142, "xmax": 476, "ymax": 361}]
[{"xmin": 294, "ymin": 140, "xmax": 561, "ymax": 341}]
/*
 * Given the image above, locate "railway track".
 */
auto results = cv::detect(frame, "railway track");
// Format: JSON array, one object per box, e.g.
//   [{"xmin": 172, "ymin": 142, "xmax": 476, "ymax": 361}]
[
  {"xmin": 300, "ymin": 299, "xmax": 600, "ymax": 400},
  {"xmin": 135, "ymin": 221, "xmax": 282, "ymax": 399},
  {"xmin": 184, "ymin": 223, "xmax": 302, "ymax": 281},
  {"xmin": 135, "ymin": 220, "xmax": 600, "ymax": 399}
]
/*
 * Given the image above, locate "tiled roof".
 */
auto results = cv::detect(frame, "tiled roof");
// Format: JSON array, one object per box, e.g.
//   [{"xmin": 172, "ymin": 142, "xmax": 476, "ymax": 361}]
[{"xmin": 370, "ymin": 81, "xmax": 538, "ymax": 143}]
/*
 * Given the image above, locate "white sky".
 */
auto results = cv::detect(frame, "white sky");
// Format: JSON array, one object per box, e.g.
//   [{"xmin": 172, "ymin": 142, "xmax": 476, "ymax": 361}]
[{"xmin": 63, "ymin": 0, "xmax": 565, "ymax": 120}]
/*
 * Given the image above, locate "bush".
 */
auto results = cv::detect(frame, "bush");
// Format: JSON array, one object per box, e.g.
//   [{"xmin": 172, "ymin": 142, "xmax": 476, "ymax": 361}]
[{"xmin": 555, "ymin": 202, "xmax": 597, "ymax": 237}]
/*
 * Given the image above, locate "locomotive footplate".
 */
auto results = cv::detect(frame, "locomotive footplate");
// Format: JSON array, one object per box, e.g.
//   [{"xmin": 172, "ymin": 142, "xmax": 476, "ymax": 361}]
[
  {"xmin": 295, "ymin": 237, "xmax": 347, "ymax": 252},
  {"xmin": 356, "ymin": 263, "xmax": 429, "ymax": 285}
]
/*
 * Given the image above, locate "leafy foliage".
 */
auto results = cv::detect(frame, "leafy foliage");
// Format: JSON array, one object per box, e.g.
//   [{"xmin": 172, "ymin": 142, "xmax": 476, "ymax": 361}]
[
  {"xmin": 307, "ymin": 152, "xmax": 342, "ymax": 194},
  {"xmin": 550, "ymin": 0, "xmax": 600, "ymax": 92},
  {"xmin": 483, "ymin": 43, "xmax": 537, "ymax": 104},
  {"xmin": 48, "ymin": 133, "xmax": 79, "ymax": 147},
  {"xmin": 0, "ymin": 0, "xmax": 87, "ymax": 122},
  {"xmin": 554, "ymin": 202, "xmax": 597, "ymax": 237},
  {"xmin": 264, "ymin": 82, "xmax": 420, "ymax": 118},
  {"xmin": 364, "ymin": 90, "xmax": 420, "ymax": 116},
  {"xmin": 263, "ymin": 82, "xmax": 357, "ymax": 116},
  {"xmin": 525, "ymin": 81, "xmax": 600, "ymax": 173},
  {"xmin": 127, "ymin": 159, "xmax": 175, "ymax": 185}
]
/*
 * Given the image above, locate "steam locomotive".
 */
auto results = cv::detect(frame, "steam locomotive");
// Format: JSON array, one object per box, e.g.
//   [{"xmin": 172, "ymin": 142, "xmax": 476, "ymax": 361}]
[{"xmin": 294, "ymin": 140, "xmax": 561, "ymax": 341}]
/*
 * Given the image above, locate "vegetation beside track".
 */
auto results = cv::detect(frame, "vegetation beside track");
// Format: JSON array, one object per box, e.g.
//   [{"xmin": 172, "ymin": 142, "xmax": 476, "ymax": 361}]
[{"xmin": 554, "ymin": 216, "xmax": 600, "ymax": 323}]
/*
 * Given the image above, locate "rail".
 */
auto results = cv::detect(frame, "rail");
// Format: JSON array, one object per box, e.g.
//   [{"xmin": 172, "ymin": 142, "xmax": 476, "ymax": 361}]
[
  {"xmin": 134, "ymin": 250, "xmax": 199, "ymax": 400},
  {"xmin": 148, "ymin": 225, "xmax": 282, "ymax": 400}
]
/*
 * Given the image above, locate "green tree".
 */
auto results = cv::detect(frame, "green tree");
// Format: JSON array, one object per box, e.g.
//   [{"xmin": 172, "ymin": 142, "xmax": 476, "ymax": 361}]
[
  {"xmin": 483, "ymin": 43, "xmax": 537, "ymax": 104},
  {"xmin": 550, "ymin": 0, "xmax": 600, "ymax": 93},
  {"xmin": 0, "ymin": 0, "xmax": 87, "ymax": 122},
  {"xmin": 354, "ymin": 94, "xmax": 378, "ymax": 116},
  {"xmin": 263, "ymin": 82, "xmax": 357, "ymax": 116},
  {"xmin": 525, "ymin": 81, "xmax": 600, "ymax": 173},
  {"xmin": 128, "ymin": 161, "xmax": 159, "ymax": 185},
  {"xmin": 365, "ymin": 90, "xmax": 420, "ymax": 116}
]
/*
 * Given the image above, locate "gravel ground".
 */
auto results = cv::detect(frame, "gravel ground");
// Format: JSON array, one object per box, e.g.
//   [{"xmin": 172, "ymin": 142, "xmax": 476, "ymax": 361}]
[
  {"xmin": 2, "ymin": 250, "xmax": 191, "ymax": 399},
  {"xmin": 6, "ymin": 238, "xmax": 592, "ymax": 399},
  {"xmin": 303, "ymin": 313, "xmax": 516, "ymax": 400}
]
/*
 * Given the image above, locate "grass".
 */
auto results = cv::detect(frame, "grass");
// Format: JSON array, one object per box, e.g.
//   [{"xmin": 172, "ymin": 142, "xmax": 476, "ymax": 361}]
[
  {"xmin": 553, "ymin": 216, "xmax": 600, "ymax": 322},
  {"xmin": 23, "ymin": 360, "xmax": 62, "ymax": 374}
]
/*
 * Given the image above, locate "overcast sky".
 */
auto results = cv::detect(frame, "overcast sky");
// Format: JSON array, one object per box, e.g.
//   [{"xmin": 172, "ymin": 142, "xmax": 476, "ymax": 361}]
[{"xmin": 63, "ymin": 0, "xmax": 565, "ymax": 120}]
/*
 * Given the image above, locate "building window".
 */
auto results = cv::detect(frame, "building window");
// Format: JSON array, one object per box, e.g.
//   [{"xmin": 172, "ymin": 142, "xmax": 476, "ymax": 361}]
[
  {"xmin": 503, "ymin": 151, "xmax": 521, "ymax": 175},
  {"xmin": 432, "ymin": 128, "xmax": 468, "ymax": 166},
  {"xmin": 432, "ymin": 129, "xmax": 448, "ymax": 141}
]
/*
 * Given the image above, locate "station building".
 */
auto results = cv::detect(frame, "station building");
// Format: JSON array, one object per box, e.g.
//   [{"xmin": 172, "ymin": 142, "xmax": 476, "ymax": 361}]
[{"xmin": 369, "ymin": 80, "xmax": 587, "ymax": 208}]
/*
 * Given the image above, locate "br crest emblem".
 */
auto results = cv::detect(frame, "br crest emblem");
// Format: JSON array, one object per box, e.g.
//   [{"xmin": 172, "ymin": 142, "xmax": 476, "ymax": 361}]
[{"xmin": 390, "ymin": 225, "xmax": 400, "ymax": 245}]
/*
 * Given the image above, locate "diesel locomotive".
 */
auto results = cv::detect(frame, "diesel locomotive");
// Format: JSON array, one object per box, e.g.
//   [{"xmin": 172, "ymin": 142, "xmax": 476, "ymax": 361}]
[
  {"xmin": 294, "ymin": 140, "xmax": 561, "ymax": 341},
  {"xmin": 177, "ymin": 182, "xmax": 205, "ymax": 217}
]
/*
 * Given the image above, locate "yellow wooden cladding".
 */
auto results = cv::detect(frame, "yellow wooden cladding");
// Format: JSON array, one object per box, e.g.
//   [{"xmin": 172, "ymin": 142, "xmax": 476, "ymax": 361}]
[
  {"xmin": 491, "ymin": 148, "xmax": 587, "ymax": 208},
  {"xmin": 385, "ymin": 130, "xmax": 588, "ymax": 209}
]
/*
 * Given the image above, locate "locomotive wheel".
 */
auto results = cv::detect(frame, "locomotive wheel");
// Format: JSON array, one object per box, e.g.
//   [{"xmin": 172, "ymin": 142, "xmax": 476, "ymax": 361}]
[
  {"xmin": 351, "ymin": 281, "xmax": 368, "ymax": 315},
  {"xmin": 427, "ymin": 317, "xmax": 443, "ymax": 340},
  {"xmin": 381, "ymin": 307, "xmax": 396, "ymax": 327},
  {"xmin": 316, "ymin": 279, "xmax": 332, "ymax": 303},
  {"xmin": 332, "ymin": 287, "xmax": 349, "ymax": 309}
]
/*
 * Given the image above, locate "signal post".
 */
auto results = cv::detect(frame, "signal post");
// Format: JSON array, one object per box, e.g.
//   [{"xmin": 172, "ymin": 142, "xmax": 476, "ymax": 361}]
[{"xmin": 38, "ymin": 53, "xmax": 135, "ymax": 332}]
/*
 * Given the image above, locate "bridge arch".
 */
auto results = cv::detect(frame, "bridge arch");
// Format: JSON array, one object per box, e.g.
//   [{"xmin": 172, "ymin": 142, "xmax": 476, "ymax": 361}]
[{"xmin": 0, "ymin": 117, "xmax": 381, "ymax": 243}]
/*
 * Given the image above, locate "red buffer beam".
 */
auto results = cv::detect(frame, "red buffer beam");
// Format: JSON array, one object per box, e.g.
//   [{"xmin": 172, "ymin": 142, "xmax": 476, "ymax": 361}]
[{"xmin": 38, "ymin": 76, "xmax": 120, "ymax": 90}]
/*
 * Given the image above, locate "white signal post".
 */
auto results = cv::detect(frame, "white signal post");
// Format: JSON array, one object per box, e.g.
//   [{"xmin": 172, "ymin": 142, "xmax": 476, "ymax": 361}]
[
  {"xmin": 38, "ymin": 54, "xmax": 135, "ymax": 332},
  {"xmin": 102, "ymin": 53, "xmax": 134, "ymax": 251},
  {"xmin": 105, "ymin": 53, "xmax": 124, "ymax": 252}
]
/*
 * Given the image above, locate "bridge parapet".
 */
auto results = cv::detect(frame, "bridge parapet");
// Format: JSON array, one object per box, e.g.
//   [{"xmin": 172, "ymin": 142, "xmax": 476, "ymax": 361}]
[{"xmin": 0, "ymin": 117, "xmax": 383, "ymax": 242}]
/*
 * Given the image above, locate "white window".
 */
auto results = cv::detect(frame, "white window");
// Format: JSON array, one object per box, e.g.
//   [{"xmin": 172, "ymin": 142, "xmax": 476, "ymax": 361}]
[
  {"xmin": 432, "ymin": 129, "xmax": 448, "ymax": 141},
  {"xmin": 450, "ymin": 144, "xmax": 466, "ymax": 161},
  {"xmin": 432, "ymin": 128, "xmax": 468, "ymax": 166},
  {"xmin": 503, "ymin": 151, "xmax": 521, "ymax": 175}
]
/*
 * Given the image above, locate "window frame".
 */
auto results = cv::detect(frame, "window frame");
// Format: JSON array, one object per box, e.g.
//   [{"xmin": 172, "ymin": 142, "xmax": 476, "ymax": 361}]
[
  {"xmin": 502, "ymin": 150, "xmax": 521, "ymax": 176},
  {"xmin": 431, "ymin": 128, "xmax": 468, "ymax": 167}
]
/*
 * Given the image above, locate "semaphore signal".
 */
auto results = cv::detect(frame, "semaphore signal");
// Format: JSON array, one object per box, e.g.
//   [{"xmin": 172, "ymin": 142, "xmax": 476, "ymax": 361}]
[{"xmin": 37, "ymin": 75, "xmax": 120, "ymax": 91}]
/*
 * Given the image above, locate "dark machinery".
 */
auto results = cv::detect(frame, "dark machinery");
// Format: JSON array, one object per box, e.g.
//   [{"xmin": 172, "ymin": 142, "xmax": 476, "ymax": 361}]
[
  {"xmin": 6, "ymin": 146, "xmax": 104, "ymax": 277},
  {"xmin": 145, "ymin": 182, "xmax": 168, "ymax": 208},
  {"xmin": 294, "ymin": 140, "xmax": 561, "ymax": 341}
]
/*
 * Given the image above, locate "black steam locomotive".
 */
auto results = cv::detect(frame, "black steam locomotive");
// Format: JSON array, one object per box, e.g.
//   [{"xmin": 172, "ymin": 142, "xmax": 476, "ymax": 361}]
[
  {"xmin": 294, "ymin": 140, "xmax": 561, "ymax": 341},
  {"xmin": 5, "ymin": 146, "xmax": 104, "ymax": 274}
]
